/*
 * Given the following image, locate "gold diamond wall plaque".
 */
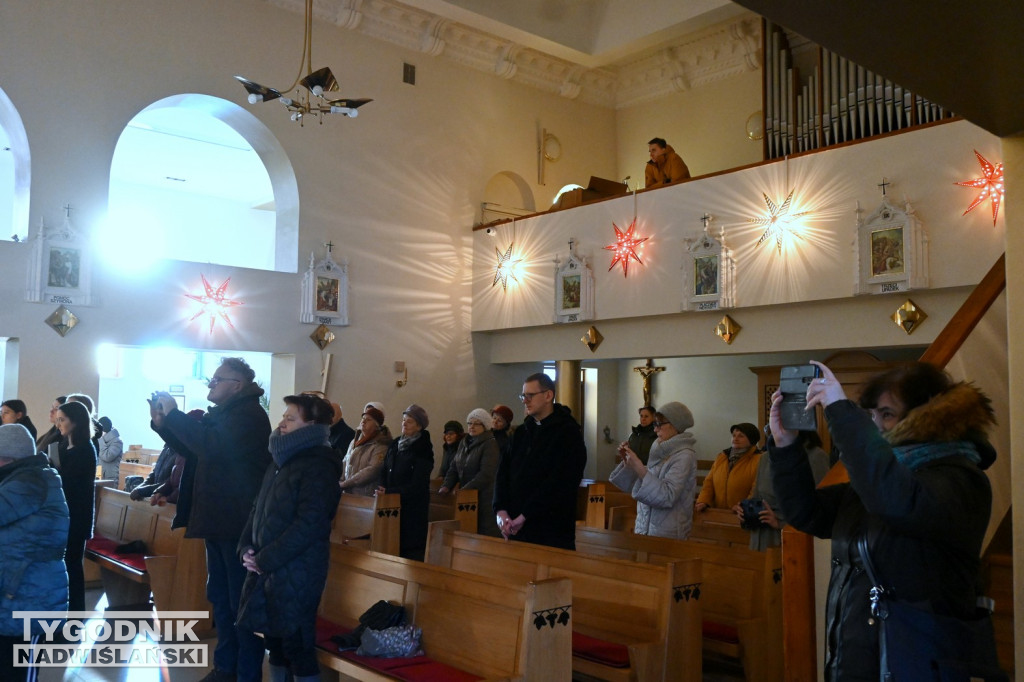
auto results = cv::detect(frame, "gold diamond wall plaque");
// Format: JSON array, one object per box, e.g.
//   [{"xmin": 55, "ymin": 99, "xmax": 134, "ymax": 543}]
[
  {"xmin": 310, "ymin": 323, "xmax": 336, "ymax": 350},
  {"xmin": 714, "ymin": 315, "xmax": 741, "ymax": 344},
  {"xmin": 581, "ymin": 326, "xmax": 603, "ymax": 352},
  {"xmin": 891, "ymin": 299, "xmax": 926, "ymax": 335},
  {"xmin": 45, "ymin": 305, "xmax": 79, "ymax": 337}
]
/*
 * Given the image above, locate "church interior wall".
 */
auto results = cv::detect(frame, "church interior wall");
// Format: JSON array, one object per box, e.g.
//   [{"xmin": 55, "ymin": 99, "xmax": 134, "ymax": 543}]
[{"xmin": 0, "ymin": 0, "xmax": 619, "ymax": 430}]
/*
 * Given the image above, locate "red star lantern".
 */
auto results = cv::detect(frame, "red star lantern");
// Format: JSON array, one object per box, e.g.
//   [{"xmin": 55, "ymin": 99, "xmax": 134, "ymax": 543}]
[
  {"xmin": 604, "ymin": 219, "xmax": 648, "ymax": 277},
  {"xmin": 185, "ymin": 274, "xmax": 244, "ymax": 334},
  {"xmin": 955, "ymin": 150, "xmax": 1004, "ymax": 226}
]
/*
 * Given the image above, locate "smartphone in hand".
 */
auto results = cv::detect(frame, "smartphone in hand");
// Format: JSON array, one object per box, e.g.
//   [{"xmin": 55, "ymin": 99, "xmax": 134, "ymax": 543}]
[{"xmin": 779, "ymin": 365, "xmax": 821, "ymax": 431}]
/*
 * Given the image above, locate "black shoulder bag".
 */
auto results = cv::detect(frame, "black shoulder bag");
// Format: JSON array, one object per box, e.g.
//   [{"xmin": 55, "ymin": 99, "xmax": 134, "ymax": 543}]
[{"xmin": 856, "ymin": 535, "xmax": 1007, "ymax": 682}]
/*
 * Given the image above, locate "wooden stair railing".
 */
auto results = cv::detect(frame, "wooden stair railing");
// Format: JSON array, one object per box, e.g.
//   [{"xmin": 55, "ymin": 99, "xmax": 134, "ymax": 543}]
[{"xmin": 782, "ymin": 253, "xmax": 1007, "ymax": 682}]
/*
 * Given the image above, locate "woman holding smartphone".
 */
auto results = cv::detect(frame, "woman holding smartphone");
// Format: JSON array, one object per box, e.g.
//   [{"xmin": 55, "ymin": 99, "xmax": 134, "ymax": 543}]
[{"xmin": 609, "ymin": 402, "xmax": 698, "ymax": 539}]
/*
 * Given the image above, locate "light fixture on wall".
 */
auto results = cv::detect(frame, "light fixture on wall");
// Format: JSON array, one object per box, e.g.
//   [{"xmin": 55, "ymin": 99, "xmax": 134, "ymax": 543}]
[
  {"xmin": 492, "ymin": 243, "xmax": 521, "ymax": 291},
  {"xmin": 750, "ymin": 190, "xmax": 809, "ymax": 255},
  {"xmin": 492, "ymin": 219, "xmax": 522, "ymax": 291},
  {"xmin": 235, "ymin": 0, "xmax": 372, "ymax": 125},
  {"xmin": 604, "ymin": 219, "xmax": 648, "ymax": 277},
  {"xmin": 749, "ymin": 157, "xmax": 810, "ymax": 255},
  {"xmin": 955, "ymin": 150, "xmax": 1004, "ymax": 226},
  {"xmin": 185, "ymin": 274, "xmax": 243, "ymax": 334}
]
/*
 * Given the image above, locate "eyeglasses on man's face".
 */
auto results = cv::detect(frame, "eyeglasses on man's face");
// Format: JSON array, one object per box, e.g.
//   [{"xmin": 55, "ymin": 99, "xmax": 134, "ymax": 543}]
[
  {"xmin": 207, "ymin": 376, "xmax": 241, "ymax": 387},
  {"xmin": 518, "ymin": 390, "xmax": 550, "ymax": 402}
]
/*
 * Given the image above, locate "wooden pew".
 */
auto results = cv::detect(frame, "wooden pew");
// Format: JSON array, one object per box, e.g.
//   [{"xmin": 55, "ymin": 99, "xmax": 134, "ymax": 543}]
[
  {"xmin": 584, "ymin": 481, "xmax": 634, "ymax": 528},
  {"xmin": 331, "ymin": 492, "xmax": 401, "ymax": 556},
  {"xmin": 124, "ymin": 445, "xmax": 162, "ymax": 465},
  {"xmin": 117, "ymin": 461, "xmax": 154, "ymax": 491},
  {"xmin": 575, "ymin": 525, "xmax": 782, "ymax": 682},
  {"xmin": 84, "ymin": 480, "xmax": 117, "ymax": 586},
  {"xmin": 84, "ymin": 487, "xmax": 212, "ymax": 634},
  {"xmin": 316, "ymin": 542, "xmax": 572, "ymax": 681},
  {"xmin": 426, "ymin": 521, "xmax": 702, "ymax": 682},
  {"xmin": 690, "ymin": 507, "xmax": 752, "ymax": 547},
  {"xmin": 428, "ymin": 486, "xmax": 479, "ymax": 532}
]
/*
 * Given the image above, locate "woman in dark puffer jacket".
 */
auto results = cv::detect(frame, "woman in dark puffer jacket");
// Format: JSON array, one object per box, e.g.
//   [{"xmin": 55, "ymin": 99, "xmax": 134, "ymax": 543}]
[
  {"xmin": 769, "ymin": 361, "xmax": 998, "ymax": 681},
  {"xmin": 237, "ymin": 394, "xmax": 342, "ymax": 682}
]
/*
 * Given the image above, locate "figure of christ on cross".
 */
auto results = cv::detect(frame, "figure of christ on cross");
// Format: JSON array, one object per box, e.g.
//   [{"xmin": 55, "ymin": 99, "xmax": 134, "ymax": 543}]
[{"xmin": 633, "ymin": 358, "xmax": 665, "ymax": 407}]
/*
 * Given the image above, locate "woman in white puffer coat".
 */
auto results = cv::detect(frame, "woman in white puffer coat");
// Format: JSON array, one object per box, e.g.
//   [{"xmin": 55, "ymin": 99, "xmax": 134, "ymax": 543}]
[{"xmin": 609, "ymin": 401, "xmax": 698, "ymax": 539}]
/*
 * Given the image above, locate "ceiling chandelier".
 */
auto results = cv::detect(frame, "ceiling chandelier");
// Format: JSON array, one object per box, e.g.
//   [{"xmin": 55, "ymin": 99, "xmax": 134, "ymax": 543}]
[{"xmin": 235, "ymin": 0, "xmax": 372, "ymax": 125}]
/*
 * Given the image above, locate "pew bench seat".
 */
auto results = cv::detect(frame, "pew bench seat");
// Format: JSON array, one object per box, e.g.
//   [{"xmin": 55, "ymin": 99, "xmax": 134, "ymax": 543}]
[
  {"xmin": 83, "ymin": 487, "xmax": 212, "ymax": 634},
  {"xmin": 85, "ymin": 536, "xmax": 149, "ymax": 577},
  {"xmin": 315, "ymin": 617, "xmax": 484, "ymax": 682}
]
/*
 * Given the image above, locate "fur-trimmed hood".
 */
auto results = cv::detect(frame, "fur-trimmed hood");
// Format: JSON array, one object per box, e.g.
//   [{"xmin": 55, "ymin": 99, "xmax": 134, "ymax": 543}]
[{"xmin": 885, "ymin": 382, "xmax": 996, "ymax": 468}]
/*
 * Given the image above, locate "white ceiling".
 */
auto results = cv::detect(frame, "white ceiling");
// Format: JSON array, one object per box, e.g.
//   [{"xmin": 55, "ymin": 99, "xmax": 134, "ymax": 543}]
[{"xmin": 398, "ymin": 0, "xmax": 743, "ymax": 67}]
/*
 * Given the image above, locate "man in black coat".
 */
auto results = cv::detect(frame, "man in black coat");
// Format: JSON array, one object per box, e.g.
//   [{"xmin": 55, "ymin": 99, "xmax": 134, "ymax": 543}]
[
  {"xmin": 150, "ymin": 357, "xmax": 271, "ymax": 682},
  {"xmin": 328, "ymin": 405, "xmax": 356, "ymax": 454},
  {"xmin": 493, "ymin": 372, "xmax": 587, "ymax": 550}
]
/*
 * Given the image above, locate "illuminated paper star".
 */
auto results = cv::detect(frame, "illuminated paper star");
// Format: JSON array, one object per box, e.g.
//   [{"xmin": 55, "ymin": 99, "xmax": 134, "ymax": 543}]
[
  {"xmin": 749, "ymin": 190, "xmax": 809, "ymax": 255},
  {"xmin": 955, "ymin": 150, "xmax": 1004, "ymax": 226},
  {"xmin": 492, "ymin": 243, "xmax": 521, "ymax": 290},
  {"xmin": 185, "ymin": 274, "xmax": 243, "ymax": 334},
  {"xmin": 604, "ymin": 219, "xmax": 648, "ymax": 277}
]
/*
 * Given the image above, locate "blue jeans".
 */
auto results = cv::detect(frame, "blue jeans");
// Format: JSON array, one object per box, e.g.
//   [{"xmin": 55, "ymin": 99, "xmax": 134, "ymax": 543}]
[{"xmin": 206, "ymin": 539, "xmax": 264, "ymax": 681}]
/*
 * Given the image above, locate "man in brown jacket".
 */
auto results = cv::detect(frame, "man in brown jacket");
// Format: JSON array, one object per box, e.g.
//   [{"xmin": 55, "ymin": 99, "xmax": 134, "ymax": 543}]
[{"xmin": 645, "ymin": 137, "xmax": 691, "ymax": 187}]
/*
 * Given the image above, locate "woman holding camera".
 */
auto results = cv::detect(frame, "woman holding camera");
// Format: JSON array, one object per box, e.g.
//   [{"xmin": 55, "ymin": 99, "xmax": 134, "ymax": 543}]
[
  {"xmin": 609, "ymin": 402, "xmax": 698, "ymax": 539},
  {"xmin": 768, "ymin": 361, "xmax": 997, "ymax": 680},
  {"xmin": 735, "ymin": 430, "xmax": 829, "ymax": 550}
]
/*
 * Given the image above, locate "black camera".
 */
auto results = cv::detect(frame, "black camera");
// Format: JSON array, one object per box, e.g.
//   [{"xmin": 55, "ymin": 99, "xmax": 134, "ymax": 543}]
[
  {"xmin": 739, "ymin": 498, "xmax": 767, "ymax": 530},
  {"xmin": 779, "ymin": 365, "xmax": 821, "ymax": 431}
]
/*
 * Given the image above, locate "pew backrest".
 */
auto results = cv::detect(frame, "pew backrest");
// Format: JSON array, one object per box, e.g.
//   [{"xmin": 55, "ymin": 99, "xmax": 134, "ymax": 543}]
[
  {"xmin": 319, "ymin": 543, "xmax": 572, "ymax": 681},
  {"xmin": 427, "ymin": 520, "xmax": 702, "ymax": 682},
  {"xmin": 584, "ymin": 481, "xmax": 634, "ymax": 528},
  {"xmin": 575, "ymin": 525, "xmax": 783, "ymax": 681},
  {"xmin": 331, "ymin": 492, "xmax": 400, "ymax": 555},
  {"xmin": 689, "ymin": 507, "xmax": 752, "ymax": 547},
  {"xmin": 428, "ymin": 487, "xmax": 479, "ymax": 532}
]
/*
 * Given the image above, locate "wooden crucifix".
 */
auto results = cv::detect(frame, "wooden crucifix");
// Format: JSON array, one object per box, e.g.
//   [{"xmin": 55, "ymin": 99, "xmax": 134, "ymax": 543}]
[{"xmin": 633, "ymin": 358, "xmax": 665, "ymax": 407}]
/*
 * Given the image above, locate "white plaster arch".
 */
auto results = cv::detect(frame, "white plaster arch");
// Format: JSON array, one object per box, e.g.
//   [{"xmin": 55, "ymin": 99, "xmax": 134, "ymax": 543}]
[
  {"xmin": 484, "ymin": 171, "xmax": 536, "ymax": 213},
  {"xmin": 112, "ymin": 94, "xmax": 299, "ymax": 272},
  {"xmin": 0, "ymin": 86, "xmax": 30, "ymax": 242}
]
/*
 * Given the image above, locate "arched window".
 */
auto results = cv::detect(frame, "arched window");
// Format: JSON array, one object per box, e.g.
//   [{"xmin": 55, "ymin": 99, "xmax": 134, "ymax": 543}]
[
  {"xmin": 0, "ymin": 86, "xmax": 30, "ymax": 242},
  {"xmin": 105, "ymin": 94, "xmax": 299, "ymax": 273}
]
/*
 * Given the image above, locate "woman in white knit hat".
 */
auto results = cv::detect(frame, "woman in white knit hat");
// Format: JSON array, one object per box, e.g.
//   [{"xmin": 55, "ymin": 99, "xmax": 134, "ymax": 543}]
[
  {"xmin": 438, "ymin": 408, "xmax": 501, "ymax": 537},
  {"xmin": 609, "ymin": 401, "xmax": 698, "ymax": 539}
]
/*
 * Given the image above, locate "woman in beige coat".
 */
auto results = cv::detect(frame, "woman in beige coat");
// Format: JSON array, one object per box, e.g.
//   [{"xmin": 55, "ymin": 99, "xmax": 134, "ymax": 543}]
[{"xmin": 339, "ymin": 406, "xmax": 391, "ymax": 496}]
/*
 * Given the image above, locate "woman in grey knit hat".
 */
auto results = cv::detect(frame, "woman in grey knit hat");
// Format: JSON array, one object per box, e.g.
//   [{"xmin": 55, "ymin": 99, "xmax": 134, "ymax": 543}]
[{"xmin": 609, "ymin": 402, "xmax": 698, "ymax": 539}]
